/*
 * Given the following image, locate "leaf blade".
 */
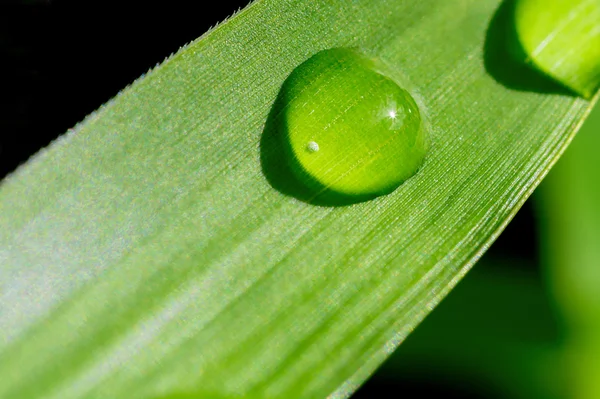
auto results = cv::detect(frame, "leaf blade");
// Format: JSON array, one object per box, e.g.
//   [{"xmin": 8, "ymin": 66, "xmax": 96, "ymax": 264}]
[{"xmin": 0, "ymin": 1, "xmax": 597, "ymax": 398}]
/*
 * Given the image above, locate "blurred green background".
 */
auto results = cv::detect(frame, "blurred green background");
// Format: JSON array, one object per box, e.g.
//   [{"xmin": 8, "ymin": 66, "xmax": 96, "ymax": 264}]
[{"xmin": 1, "ymin": 1, "xmax": 598, "ymax": 398}]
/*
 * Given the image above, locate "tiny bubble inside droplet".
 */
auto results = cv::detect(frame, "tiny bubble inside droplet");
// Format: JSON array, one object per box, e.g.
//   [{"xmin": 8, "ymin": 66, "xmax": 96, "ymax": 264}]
[{"xmin": 306, "ymin": 141, "xmax": 320, "ymax": 153}]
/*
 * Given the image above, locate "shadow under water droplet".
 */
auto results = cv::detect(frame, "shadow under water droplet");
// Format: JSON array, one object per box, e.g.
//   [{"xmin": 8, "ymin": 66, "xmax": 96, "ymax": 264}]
[
  {"xmin": 260, "ymin": 89, "xmax": 381, "ymax": 207},
  {"xmin": 483, "ymin": 0, "xmax": 574, "ymax": 96}
]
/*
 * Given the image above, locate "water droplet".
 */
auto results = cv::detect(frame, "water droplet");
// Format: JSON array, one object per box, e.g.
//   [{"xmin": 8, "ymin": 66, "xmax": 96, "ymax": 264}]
[
  {"xmin": 266, "ymin": 48, "xmax": 427, "ymax": 204},
  {"xmin": 513, "ymin": 0, "xmax": 600, "ymax": 98}
]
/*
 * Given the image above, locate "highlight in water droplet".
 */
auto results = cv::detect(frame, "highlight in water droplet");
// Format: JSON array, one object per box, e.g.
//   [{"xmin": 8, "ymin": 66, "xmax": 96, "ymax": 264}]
[{"xmin": 261, "ymin": 48, "xmax": 428, "ymax": 206}]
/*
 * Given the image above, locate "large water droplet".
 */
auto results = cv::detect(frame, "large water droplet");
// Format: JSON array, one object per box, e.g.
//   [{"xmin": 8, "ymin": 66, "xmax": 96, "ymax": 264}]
[
  {"xmin": 261, "ymin": 48, "xmax": 427, "ymax": 205},
  {"xmin": 513, "ymin": 0, "xmax": 600, "ymax": 98}
]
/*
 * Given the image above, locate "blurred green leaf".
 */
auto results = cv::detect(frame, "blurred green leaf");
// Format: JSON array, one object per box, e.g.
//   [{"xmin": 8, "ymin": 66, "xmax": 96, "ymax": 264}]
[
  {"xmin": 537, "ymin": 102, "xmax": 600, "ymax": 398},
  {"xmin": 378, "ymin": 259, "xmax": 565, "ymax": 399},
  {"xmin": 0, "ymin": 1, "xmax": 597, "ymax": 398}
]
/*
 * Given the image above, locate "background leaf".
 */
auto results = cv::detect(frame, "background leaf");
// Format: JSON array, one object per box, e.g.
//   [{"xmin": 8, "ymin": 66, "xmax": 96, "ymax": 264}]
[
  {"xmin": 0, "ymin": 1, "xmax": 597, "ymax": 398},
  {"xmin": 536, "ymin": 101, "xmax": 600, "ymax": 398}
]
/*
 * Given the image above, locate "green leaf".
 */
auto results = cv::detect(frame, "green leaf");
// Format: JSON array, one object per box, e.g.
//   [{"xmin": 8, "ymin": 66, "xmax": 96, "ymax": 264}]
[
  {"xmin": 513, "ymin": 0, "xmax": 600, "ymax": 98},
  {"xmin": 537, "ymin": 102, "xmax": 600, "ymax": 398},
  {"xmin": 384, "ymin": 259, "xmax": 565, "ymax": 399},
  {"xmin": 0, "ymin": 1, "xmax": 597, "ymax": 398}
]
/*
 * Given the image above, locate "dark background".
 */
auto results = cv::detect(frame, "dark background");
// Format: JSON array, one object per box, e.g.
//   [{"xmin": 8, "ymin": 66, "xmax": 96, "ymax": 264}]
[
  {"xmin": 0, "ymin": 0, "xmax": 254, "ymax": 178},
  {"xmin": 0, "ymin": 1, "xmax": 538, "ymax": 397}
]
